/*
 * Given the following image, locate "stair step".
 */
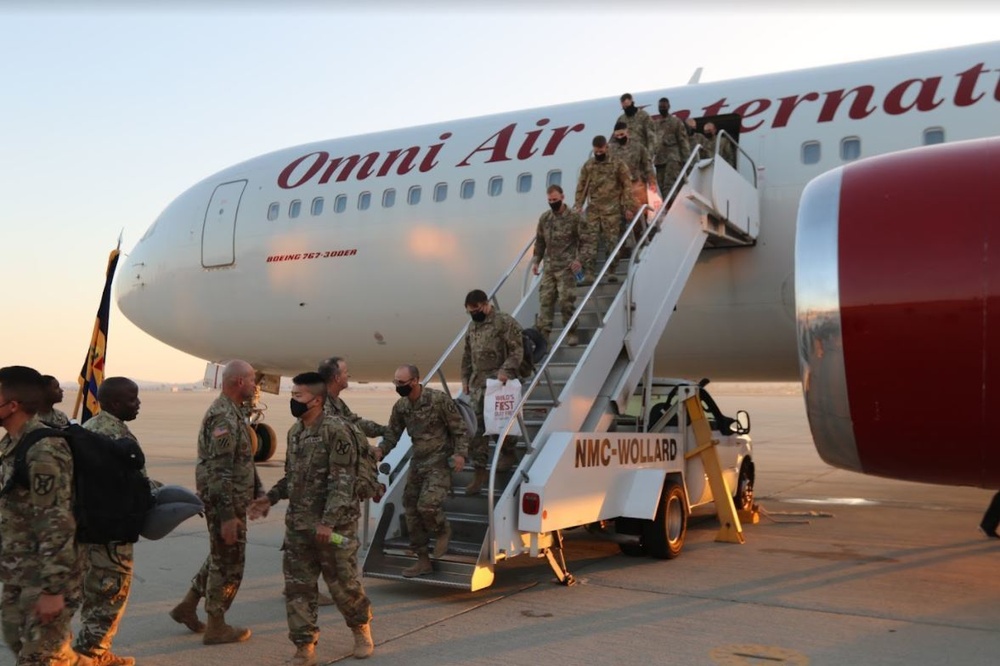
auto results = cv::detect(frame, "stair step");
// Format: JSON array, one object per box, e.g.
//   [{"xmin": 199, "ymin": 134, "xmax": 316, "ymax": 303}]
[{"xmin": 383, "ymin": 538, "xmax": 482, "ymax": 560}]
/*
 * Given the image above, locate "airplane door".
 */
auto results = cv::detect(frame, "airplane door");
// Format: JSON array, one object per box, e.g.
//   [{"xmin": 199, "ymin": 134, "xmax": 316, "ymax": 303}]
[{"xmin": 201, "ymin": 180, "xmax": 247, "ymax": 268}]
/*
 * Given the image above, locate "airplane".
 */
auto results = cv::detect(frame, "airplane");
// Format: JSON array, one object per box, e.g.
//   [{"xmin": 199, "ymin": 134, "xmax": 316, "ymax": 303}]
[{"xmin": 117, "ymin": 41, "xmax": 1000, "ymax": 488}]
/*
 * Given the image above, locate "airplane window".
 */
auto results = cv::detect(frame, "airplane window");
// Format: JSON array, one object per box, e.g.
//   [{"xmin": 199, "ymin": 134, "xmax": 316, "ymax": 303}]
[
  {"xmin": 334, "ymin": 194, "xmax": 347, "ymax": 214},
  {"xmin": 488, "ymin": 176, "xmax": 503, "ymax": 197},
  {"xmin": 923, "ymin": 127, "xmax": 945, "ymax": 145},
  {"xmin": 289, "ymin": 200, "xmax": 302, "ymax": 219},
  {"xmin": 461, "ymin": 179, "xmax": 475, "ymax": 200},
  {"xmin": 408, "ymin": 185, "xmax": 422, "ymax": 206},
  {"xmin": 434, "ymin": 182, "xmax": 448, "ymax": 202},
  {"xmin": 840, "ymin": 137, "xmax": 861, "ymax": 162},
  {"xmin": 311, "ymin": 197, "xmax": 324, "ymax": 216},
  {"xmin": 267, "ymin": 202, "xmax": 280, "ymax": 221},
  {"xmin": 382, "ymin": 188, "xmax": 396, "ymax": 208},
  {"xmin": 517, "ymin": 173, "xmax": 532, "ymax": 193},
  {"xmin": 546, "ymin": 170, "xmax": 562, "ymax": 187},
  {"xmin": 801, "ymin": 141, "xmax": 821, "ymax": 165},
  {"xmin": 358, "ymin": 191, "xmax": 371, "ymax": 211}
]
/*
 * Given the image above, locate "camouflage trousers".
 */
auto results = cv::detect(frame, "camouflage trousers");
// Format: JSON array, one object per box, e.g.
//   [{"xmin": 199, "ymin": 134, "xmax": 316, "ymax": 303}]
[
  {"xmin": 537, "ymin": 266, "xmax": 577, "ymax": 338},
  {"xmin": 656, "ymin": 159, "xmax": 683, "ymax": 200},
  {"xmin": 403, "ymin": 461, "xmax": 451, "ymax": 554},
  {"xmin": 283, "ymin": 527, "xmax": 371, "ymax": 648},
  {"xmin": 1, "ymin": 584, "xmax": 75, "ymax": 665},
  {"xmin": 190, "ymin": 506, "xmax": 247, "ymax": 616},
  {"xmin": 73, "ymin": 543, "xmax": 133, "ymax": 657},
  {"xmin": 584, "ymin": 211, "xmax": 625, "ymax": 277},
  {"xmin": 469, "ymin": 388, "xmax": 517, "ymax": 470}
]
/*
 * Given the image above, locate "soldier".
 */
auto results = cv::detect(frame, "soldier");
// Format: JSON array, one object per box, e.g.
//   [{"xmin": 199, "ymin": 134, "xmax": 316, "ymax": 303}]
[
  {"xmin": 704, "ymin": 122, "xmax": 737, "ymax": 168},
  {"xmin": 686, "ymin": 118, "xmax": 708, "ymax": 158},
  {"xmin": 573, "ymin": 135, "xmax": 632, "ymax": 283},
  {"xmin": 0, "ymin": 366, "xmax": 89, "ymax": 665},
  {"xmin": 609, "ymin": 121, "xmax": 657, "ymax": 219},
  {"xmin": 36, "ymin": 375, "xmax": 70, "ymax": 428},
  {"xmin": 249, "ymin": 372, "xmax": 374, "ymax": 663},
  {"xmin": 377, "ymin": 364, "xmax": 469, "ymax": 577},
  {"xmin": 531, "ymin": 185, "xmax": 584, "ymax": 347},
  {"xmin": 72, "ymin": 378, "xmax": 145, "ymax": 666},
  {"xmin": 653, "ymin": 98, "xmax": 691, "ymax": 199},
  {"xmin": 317, "ymin": 357, "xmax": 387, "ymax": 439},
  {"xmin": 461, "ymin": 289, "xmax": 524, "ymax": 495},
  {"xmin": 615, "ymin": 93, "xmax": 656, "ymax": 156},
  {"xmin": 169, "ymin": 359, "xmax": 260, "ymax": 645}
]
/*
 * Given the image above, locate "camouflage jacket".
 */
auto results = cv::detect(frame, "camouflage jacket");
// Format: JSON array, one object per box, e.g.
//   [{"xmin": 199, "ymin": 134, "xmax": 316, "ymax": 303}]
[
  {"xmin": 0, "ymin": 418, "xmax": 77, "ymax": 593},
  {"xmin": 195, "ymin": 394, "xmax": 258, "ymax": 522},
  {"xmin": 688, "ymin": 132, "xmax": 708, "ymax": 158},
  {"xmin": 706, "ymin": 134, "xmax": 737, "ymax": 167},
  {"xmin": 574, "ymin": 157, "xmax": 631, "ymax": 216},
  {"xmin": 266, "ymin": 414, "xmax": 364, "ymax": 530},
  {"xmin": 323, "ymin": 395, "xmax": 386, "ymax": 439},
  {"xmin": 609, "ymin": 140, "xmax": 654, "ymax": 183},
  {"xmin": 654, "ymin": 114, "xmax": 691, "ymax": 165},
  {"xmin": 461, "ymin": 308, "xmax": 524, "ymax": 389},
  {"xmin": 616, "ymin": 108, "xmax": 656, "ymax": 155},
  {"xmin": 380, "ymin": 387, "xmax": 469, "ymax": 463},
  {"xmin": 533, "ymin": 204, "xmax": 582, "ymax": 270},
  {"xmin": 36, "ymin": 408, "xmax": 70, "ymax": 428}
]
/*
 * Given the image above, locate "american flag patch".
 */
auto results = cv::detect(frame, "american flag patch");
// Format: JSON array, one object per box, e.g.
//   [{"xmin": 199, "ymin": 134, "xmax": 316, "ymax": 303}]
[{"xmin": 212, "ymin": 425, "xmax": 230, "ymax": 438}]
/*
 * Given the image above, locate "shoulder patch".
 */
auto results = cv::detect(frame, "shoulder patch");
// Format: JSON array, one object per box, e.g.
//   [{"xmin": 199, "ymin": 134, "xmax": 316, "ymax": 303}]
[{"xmin": 29, "ymin": 461, "xmax": 60, "ymax": 507}]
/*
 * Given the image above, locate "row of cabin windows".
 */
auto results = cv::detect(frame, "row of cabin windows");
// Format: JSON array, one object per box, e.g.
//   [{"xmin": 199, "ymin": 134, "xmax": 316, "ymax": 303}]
[
  {"xmin": 267, "ymin": 170, "xmax": 564, "ymax": 221},
  {"xmin": 801, "ymin": 127, "xmax": 945, "ymax": 166}
]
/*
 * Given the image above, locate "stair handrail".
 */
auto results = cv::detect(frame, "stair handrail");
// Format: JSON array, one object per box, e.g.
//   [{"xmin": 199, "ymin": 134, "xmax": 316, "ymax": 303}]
[{"xmin": 715, "ymin": 130, "xmax": 758, "ymax": 187}]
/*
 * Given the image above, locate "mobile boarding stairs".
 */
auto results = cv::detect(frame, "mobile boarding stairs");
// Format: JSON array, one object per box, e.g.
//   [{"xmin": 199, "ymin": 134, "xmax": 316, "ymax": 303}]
[{"xmin": 362, "ymin": 133, "xmax": 760, "ymax": 590}]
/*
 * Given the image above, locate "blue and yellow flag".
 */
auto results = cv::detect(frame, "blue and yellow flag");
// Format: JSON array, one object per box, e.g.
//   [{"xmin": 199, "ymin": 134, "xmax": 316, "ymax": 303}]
[{"xmin": 75, "ymin": 245, "xmax": 121, "ymax": 423}]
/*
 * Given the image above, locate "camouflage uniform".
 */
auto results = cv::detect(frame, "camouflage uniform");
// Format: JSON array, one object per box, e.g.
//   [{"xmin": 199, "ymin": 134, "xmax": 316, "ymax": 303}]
[
  {"xmin": 706, "ymin": 133, "xmax": 737, "ymax": 168},
  {"xmin": 324, "ymin": 395, "xmax": 386, "ymax": 439},
  {"xmin": 380, "ymin": 387, "xmax": 470, "ymax": 554},
  {"xmin": 533, "ymin": 205, "xmax": 583, "ymax": 339},
  {"xmin": 35, "ymin": 409, "xmax": 70, "ymax": 429},
  {"xmin": 616, "ymin": 108, "xmax": 656, "ymax": 156},
  {"xmin": 461, "ymin": 308, "xmax": 523, "ymax": 469},
  {"xmin": 188, "ymin": 395, "xmax": 259, "ymax": 617},
  {"xmin": 688, "ymin": 131, "xmax": 708, "ymax": 159},
  {"xmin": 72, "ymin": 411, "xmax": 144, "ymax": 659},
  {"xmin": 653, "ymin": 114, "xmax": 691, "ymax": 198},
  {"xmin": 609, "ymin": 139, "xmax": 655, "ymax": 213},
  {"xmin": 264, "ymin": 415, "xmax": 372, "ymax": 649},
  {"xmin": 574, "ymin": 155, "xmax": 631, "ymax": 278},
  {"xmin": 0, "ymin": 418, "xmax": 79, "ymax": 666}
]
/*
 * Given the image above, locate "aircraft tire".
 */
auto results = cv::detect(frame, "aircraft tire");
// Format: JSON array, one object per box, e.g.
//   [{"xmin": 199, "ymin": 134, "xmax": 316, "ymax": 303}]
[{"xmin": 252, "ymin": 423, "xmax": 277, "ymax": 462}]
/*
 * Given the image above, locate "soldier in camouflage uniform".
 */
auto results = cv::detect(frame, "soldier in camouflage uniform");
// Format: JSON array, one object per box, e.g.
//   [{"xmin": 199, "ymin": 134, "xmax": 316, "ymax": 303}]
[
  {"xmin": 531, "ymin": 184, "xmax": 583, "ymax": 347},
  {"xmin": 318, "ymin": 357, "xmax": 387, "ymax": 439},
  {"xmin": 653, "ymin": 98, "xmax": 691, "ymax": 200},
  {"xmin": 686, "ymin": 118, "xmax": 708, "ymax": 158},
  {"xmin": 615, "ymin": 93, "xmax": 656, "ymax": 157},
  {"xmin": 249, "ymin": 372, "xmax": 374, "ymax": 664},
  {"xmin": 170, "ymin": 359, "xmax": 261, "ymax": 645},
  {"xmin": 73, "ymin": 377, "xmax": 147, "ymax": 666},
  {"xmin": 378, "ymin": 364, "xmax": 469, "ymax": 577},
  {"xmin": 610, "ymin": 122, "xmax": 657, "ymax": 220},
  {"xmin": 574, "ymin": 135, "xmax": 632, "ymax": 282},
  {"xmin": 0, "ymin": 366, "xmax": 87, "ymax": 666},
  {"xmin": 704, "ymin": 122, "xmax": 737, "ymax": 168},
  {"xmin": 36, "ymin": 375, "xmax": 70, "ymax": 429},
  {"xmin": 461, "ymin": 289, "xmax": 524, "ymax": 495}
]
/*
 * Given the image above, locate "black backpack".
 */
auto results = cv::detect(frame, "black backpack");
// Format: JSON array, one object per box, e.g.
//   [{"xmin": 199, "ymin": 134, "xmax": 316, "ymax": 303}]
[
  {"xmin": 519, "ymin": 326, "xmax": 549, "ymax": 378},
  {"xmin": 0, "ymin": 424, "xmax": 154, "ymax": 544}
]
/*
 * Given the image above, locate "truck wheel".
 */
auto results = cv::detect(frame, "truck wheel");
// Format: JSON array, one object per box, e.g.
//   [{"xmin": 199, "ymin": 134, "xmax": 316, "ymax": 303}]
[
  {"xmin": 644, "ymin": 480, "xmax": 687, "ymax": 559},
  {"xmin": 733, "ymin": 458, "xmax": 755, "ymax": 512},
  {"xmin": 252, "ymin": 423, "xmax": 277, "ymax": 462}
]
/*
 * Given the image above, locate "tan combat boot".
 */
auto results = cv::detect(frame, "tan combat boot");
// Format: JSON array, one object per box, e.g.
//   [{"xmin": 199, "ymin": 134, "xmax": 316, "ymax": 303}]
[
  {"xmin": 203, "ymin": 612, "xmax": 251, "ymax": 645},
  {"xmin": 352, "ymin": 623, "xmax": 374, "ymax": 659},
  {"xmin": 287, "ymin": 643, "xmax": 317, "ymax": 666},
  {"xmin": 496, "ymin": 450, "xmax": 518, "ymax": 472},
  {"xmin": 169, "ymin": 588, "xmax": 206, "ymax": 633},
  {"xmin": 464, "ymin": 468, "xmax": 488, "ymax": 495},
  {"xmin": 401, "ymin": 552, "xmax": 432, "ymax": 578},
  {"xmin": 91, "ymin": 652, "xmax": 136, "ymax": 666},
  {"xmin": 432, "ymin": 523, "xmax": 451, "ymax": 558}
]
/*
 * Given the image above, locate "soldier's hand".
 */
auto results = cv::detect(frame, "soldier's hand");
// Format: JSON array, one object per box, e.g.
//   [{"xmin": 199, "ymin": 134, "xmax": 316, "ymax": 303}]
[
  {"xmin": 532, "ymin": 262, "xmax": 541, "ymax": 276},
  {"xmin": 372, "ymin": 445, "xmax": 383, "ymax": 461},
  {"xmin": 315, "ymin": 523, "xmax": 333, "ymax": 545},
  {"xmin": 248, "ymin": 497, "xmax": 270, "ymax": 520},
  {"xmin": 570, "ymin": 260, "xmax": 582, "ymax": 274},
  {"xmin": 221, "ymin": 517, "xmax": 243, "ymax": 545},
  {"xmin": 497, "ymin": 370, "xmax": 509, "ymax": 384},
  {"xmin": 34, "ymin": 593, "xmax": 64, "ymax": 625},
  {"xmin": 452, "ymin": 454, "xmax": 465, "ymax": 473}
]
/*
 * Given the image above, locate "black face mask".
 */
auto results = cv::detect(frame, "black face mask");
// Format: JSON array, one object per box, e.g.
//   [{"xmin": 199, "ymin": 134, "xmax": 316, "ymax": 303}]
[
  {"xmin": 470, "ymin": 311, "xmax": 487, "ymax": 323},
  {"xmin": 658, "ymin": 107, "xmax": 669, "ymax": 116},
  {"xmin": 623, "ymin": 105, "xmax": 637, "ymax": 117},
  {"xmin": 615, "ymin": 136, "xmax": 628, "ymax": 145},
  {"xmin": 290, "ymin": 398, "xmax": 311, "ymax": 418},
  {"xmin": 395, "ymin": 383, "xmax": 414, "ymax": 397},
  {"xmin": 549, "ymin": 201, "xmax": 562, "ymax": 213},
  {"xmin": 594, "ymin": 153, "xmax": 607, "ymax": 162}
]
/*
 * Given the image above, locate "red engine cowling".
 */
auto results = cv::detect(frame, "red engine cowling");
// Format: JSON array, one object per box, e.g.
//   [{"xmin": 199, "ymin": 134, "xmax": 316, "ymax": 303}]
[{"xmin": 795, "ymin": 136, "xmax": 1000, "ymax": 488}]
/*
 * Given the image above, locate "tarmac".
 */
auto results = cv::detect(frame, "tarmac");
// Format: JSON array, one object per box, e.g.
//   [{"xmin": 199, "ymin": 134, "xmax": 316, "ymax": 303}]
[{"xmin": 21, "ymin": 386, "xmax": 1000, "ymax": 666}]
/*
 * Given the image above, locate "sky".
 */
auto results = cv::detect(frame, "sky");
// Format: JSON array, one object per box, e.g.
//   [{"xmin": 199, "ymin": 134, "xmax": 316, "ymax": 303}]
[{"xmin": 2, "ymin": 2, "xmax": 998, "ymax": 384}]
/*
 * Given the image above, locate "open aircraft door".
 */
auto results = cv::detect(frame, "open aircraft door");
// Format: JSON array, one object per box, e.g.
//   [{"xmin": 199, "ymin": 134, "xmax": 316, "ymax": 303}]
[{"xmin": 201, "ymin": 180, "xmax": 247, "ymax": 268}]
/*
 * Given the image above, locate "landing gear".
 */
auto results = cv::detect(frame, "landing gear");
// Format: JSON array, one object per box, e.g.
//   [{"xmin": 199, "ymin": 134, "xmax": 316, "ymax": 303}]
[{"xmin": 250, "ymin": 422, "xmax": 277, "ymax": 462}]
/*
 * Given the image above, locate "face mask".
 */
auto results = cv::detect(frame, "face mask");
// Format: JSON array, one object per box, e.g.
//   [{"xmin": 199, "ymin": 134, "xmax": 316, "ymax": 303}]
[
  {"xmin": 658, "ymin": 107, "xmax": 668, "ymax": 116},
  {"xmin": 549, "ymin": 201, "xmax": 562, "ymax": 213},
  {"xmin": 395, "ymin": 383, "xmax": 413, "ymax": 397},
  {"xmin": 615, "ymin": 136, "xmax": 627, "ymax": 145},
  {"xmin": 624, "ymin": 105, "xmax": 637, "ymax": 117},
  {"xmin": 289, "ymin": 398, "xmax": 311, "ymax": 418},
  {"xmin": 594, "ymin": 153, "xmax": 607, "ymax": 162},
  {"xmin": 470, "ymin": 311, "xmax": 487, "ymax": 323}
]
